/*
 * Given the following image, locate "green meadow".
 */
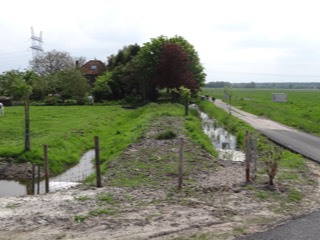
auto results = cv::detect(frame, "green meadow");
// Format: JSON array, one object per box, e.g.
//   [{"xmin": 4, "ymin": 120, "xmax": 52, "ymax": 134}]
[
  {"xmin": 202, "ymin": 88, "xmax": 320, "ymax": 136},
  {"xmin": 0, "ymin": 103, "xmax": 215, "ymax": 174}
]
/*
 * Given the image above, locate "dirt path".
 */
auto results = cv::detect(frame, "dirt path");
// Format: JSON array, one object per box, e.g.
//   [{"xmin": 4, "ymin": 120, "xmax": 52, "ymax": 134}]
[{"xmin": 1, "ymin": 116, "xmax": 320, "ymax": 240}]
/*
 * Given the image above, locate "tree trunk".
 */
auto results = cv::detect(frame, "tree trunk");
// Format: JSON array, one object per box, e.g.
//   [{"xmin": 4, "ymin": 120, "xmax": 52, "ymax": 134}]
[
  {"xmin": 185, "ymin": 99, "xmax": 189, "ymax": 116},
  {"xmin": 269, "ymin": 176, "xmax": 274, "ymax": 186}
]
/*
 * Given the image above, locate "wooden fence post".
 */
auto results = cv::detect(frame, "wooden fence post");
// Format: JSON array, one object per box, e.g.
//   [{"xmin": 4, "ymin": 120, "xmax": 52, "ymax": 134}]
[
  {"xmin": 178, "ymin": 137, "xmax": 185, "ymax": 190},
  {"xmin": 245, "ymin": 131, "xmax": 251, "ymax": 183},
  {"xmin": 31, "ymin": 164, "xmax": 36, "ymax": 195},
  {"xmin": 252, "ymin": 133, "xmax": 258, "ymax": 180},
  {"xmin": 37, "ymin": 165, "xmax": 40, "ymax": 194},
  {"xmin": 94, "ymin": 136, "xmax": 102, "ymax": 188},
  {"xmin": 44, "ymin": 144, "xmax": 49, "ymax": 193}
]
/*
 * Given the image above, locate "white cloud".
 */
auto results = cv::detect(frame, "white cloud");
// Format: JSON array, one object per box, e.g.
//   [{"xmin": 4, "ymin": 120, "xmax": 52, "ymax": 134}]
[{"xmin": 1, "ymin": 0, "xmax": 320, "ymax": 82}]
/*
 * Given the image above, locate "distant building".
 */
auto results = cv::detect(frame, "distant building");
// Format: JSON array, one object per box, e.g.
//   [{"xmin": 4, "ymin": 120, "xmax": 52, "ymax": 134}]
[
  {"xmin": 80, "ymin": 60, "xmax": 106, "ymax": 86},
  {"xmin": 272, "ymin": 93, "xmax": 287, "ymax": 102}
]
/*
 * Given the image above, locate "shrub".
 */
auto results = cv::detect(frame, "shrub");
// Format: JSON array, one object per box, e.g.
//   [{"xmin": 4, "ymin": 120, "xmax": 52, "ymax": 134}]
[
  {"xmin": 155, "ymin": 130, "xmax": 177, "ymax": 140},
  {"xmin": 44, "ymin": 96, "xmax": 58, "ymax": 105}
]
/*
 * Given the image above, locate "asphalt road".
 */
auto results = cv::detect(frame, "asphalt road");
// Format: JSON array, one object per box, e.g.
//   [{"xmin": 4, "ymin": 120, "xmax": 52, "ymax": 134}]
[
  {"xmin": 235, "ymin": 209, "xmax": 320, "ymax": 240},
  {"xmin": 214, "ymin": 99, "xmax": 320, "ymax": 163},
  {"xmin": 213, "ymin": 99, "xmax": 320, "ymax": 239}
]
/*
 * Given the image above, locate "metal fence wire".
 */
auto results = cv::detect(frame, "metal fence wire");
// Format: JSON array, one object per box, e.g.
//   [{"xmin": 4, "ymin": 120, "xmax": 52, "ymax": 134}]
[{"xmin": 30, "ymin": 137, "xmax": 102, "ymax": 195}]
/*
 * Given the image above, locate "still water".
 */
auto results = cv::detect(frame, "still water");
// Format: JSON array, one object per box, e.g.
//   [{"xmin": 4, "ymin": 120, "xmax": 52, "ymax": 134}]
[
  {"xmin": 0, "ymin": 150, "xmax": 95, "ymax": 197},
  {"xmin": 195, "ymin": 105, "xmax": 245, "ymax": 162}
]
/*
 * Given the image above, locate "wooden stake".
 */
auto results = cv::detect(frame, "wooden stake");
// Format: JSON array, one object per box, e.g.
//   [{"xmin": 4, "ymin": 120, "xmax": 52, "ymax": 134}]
[
  {"xmin": 245, "ymin": 131, "xmax": 251, "ymax": 183},
  {"xmin": 178, "ymin": 137, "xmax": 185, "ymax": 190},
  {"xmin": 94, "ymin": 136, "xmax": 102, "ymax": 188},
  {"xmin": 44, "ymin": 144, "xmax": 49, "ymax": 193},
  {"xmin": 37, "ymin": 165, "xmax": 40, "ymax": 194},
  {"xmin": 31, "ymin": 164, "xmax": 35, "ymax": 195}
]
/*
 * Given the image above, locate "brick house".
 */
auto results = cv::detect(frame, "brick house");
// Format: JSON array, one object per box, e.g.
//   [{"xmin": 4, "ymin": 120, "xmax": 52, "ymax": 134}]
[{"xmin": 80, "ymin": 60, "xmax": 106, "ymax": 86}]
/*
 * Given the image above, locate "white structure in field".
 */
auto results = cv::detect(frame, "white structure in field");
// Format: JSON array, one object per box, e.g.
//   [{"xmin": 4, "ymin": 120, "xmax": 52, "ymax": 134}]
[
  {"xmin": 272, "ymin": 93, "xmax": 287, "ymax": 102},
  {"xmin": 30, "ymin": 27, "xmax": 43, "ymax": 59}
]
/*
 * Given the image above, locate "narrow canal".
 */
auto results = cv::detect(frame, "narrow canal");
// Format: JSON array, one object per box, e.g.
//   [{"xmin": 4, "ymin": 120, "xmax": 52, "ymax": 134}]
[
  {"xmin": 194, "ymin": 105, "xmax": 245, "ymax": 162},
  {"xmin": 0, "ymin": 150, "xmax": 95, "ymax": 197}
]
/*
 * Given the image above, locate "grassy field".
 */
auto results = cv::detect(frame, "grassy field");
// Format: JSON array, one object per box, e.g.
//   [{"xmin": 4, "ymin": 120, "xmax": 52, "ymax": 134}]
[
  {"xmin": 0, "ymin": 103, "xmax": 216, "ymax": 174},
  {"xmin": 202, "ymin": 88, "xmax": 320, "ymax": 136}
]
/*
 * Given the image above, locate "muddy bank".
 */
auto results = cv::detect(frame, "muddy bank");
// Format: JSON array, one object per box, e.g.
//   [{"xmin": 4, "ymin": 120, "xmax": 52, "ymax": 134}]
[{"xmin": 0, "ymin": 159, "xmax": 33, "ymax": 180}]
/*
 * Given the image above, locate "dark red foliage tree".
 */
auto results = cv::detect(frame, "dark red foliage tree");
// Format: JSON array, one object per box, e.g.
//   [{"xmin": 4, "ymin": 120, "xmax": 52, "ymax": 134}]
[{"xmin": 152, "ymin": 43, "xmax": 198, "ymax": 93}]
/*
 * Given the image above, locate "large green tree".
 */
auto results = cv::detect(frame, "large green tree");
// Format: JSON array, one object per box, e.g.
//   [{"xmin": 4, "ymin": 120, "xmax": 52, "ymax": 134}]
[
  {"xmin": 91, "ymin": 71, "xmax": 112, "ymax": 102},
  {"xmin": 0, "ymin": 70, "xmax": 36, "ymax": 100},
  {"xmin": 107, "ymin": 44, "xmax": 140, "ymax": 71},
  {"xmin": 125, "ymin": 35, "xmax": 206, "ymax": 102},
  {"xmin": 0, "ymin": 70, "xmax": 36, "ymax": 150},
  {"xmin": 57, "ymin": 68, "xmax": 89, "ymax": 104},
  {"xmin": 106, "ymin": 44, "xmax": 141, "ymax": 99}
]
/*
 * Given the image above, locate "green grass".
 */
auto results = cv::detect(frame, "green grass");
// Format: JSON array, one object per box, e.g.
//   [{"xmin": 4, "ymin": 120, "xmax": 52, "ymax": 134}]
[
  {"xmin": 1, "ymin": 105, "xmax": 148, "ymax": 173},
  {"xmin": 202, "ymin": 88, "xmax": 320, "ymax": 136},
  {"xmin": 0, "ymin": 103, "xmax": 216, "ymax": 174}
]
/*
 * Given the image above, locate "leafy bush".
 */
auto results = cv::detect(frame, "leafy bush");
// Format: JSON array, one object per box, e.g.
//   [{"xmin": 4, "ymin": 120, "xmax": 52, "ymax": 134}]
[
  {"xmin": 44, "ymin": 96, "xmax": 58, "ymax": 105},
  {"xmin": 155, "ymin": 130, "xmax": 177, "ymax": 140}
]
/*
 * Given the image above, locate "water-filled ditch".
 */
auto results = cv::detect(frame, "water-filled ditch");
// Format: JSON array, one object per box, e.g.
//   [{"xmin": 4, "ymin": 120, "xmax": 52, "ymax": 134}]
[
  {"xmin": 193, "ymin": 105, "xmax": 245, "ymax": 162},
  {"xmin": 0, "ymin": 150, "xmax": 95, "ymax": 197}
]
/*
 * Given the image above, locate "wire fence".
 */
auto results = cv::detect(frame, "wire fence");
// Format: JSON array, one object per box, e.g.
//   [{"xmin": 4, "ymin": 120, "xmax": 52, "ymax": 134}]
[{"xmin": 28, "ymin": 136, "xmax": 102, "ymax": 195}]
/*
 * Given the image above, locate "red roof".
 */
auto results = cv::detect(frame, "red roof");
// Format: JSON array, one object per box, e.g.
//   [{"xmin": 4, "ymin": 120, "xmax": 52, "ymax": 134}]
[{"xmin": 80, "ymin": 60, "xmax": 106, "ymax": 76}]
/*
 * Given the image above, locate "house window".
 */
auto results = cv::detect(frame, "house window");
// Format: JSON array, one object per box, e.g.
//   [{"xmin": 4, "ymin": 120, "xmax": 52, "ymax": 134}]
[{"xmin": 90, "ymin": 65, "xmax": 97, "ymax": 70}]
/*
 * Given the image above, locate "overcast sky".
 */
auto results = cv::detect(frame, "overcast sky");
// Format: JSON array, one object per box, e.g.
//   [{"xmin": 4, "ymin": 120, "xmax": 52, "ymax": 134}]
[{"xmin": 1, "ymin": 0, "xmax": 320, "ymax": 83}]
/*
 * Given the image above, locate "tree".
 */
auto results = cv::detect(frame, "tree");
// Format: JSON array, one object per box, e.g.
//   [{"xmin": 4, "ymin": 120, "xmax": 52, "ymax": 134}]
[
  {"xmin": 107, "ymin": 44, "xmax": 140, "ymax": 71},
  {"xmin": 0, "ymin": 70, "xmax": 35, "ymax": 100},
  {"xmin": 173, "ymin": 86, "xmax": 191, "ymax": 116},
  {"xmin": 57, "ymin": 68, "xmax": 89, "ymax": 104},
  {"xmin": 153, "ymin": 43, "xmax": 197, "ymax": 93},
  {"xmin": 206, "ymin": 81, "xmax": 231, "ymax": 88},
  {"xmin": 134, "ymin": 35, "xmax": 206, "ymax": 101},
  {"xmin": 168, "ymin": 35, "xmax": 206, "ymax": 88},
  {"xmin": 104, "ymin": 36, "xmax": 205, "ymax": 103},
  {"xmin": 91, "ymin": 71, "xmax": 112, "ymax": 102},
  {"xmin": 0, "ymin": 70, "xmax": 36, "ymax": 151},
  {"xmin": 106, "ymin": 44, "xmax": 141, "ymax": 99},
  {"xmin": 0, "ymin": 70, "xmax": 23, "ymax": 98},
  {"xmin": 29, "ymin": 75, "xmax": 49, "ymax": 101},
  {"xmin": 30, "ymin": 50, "xmax": 75, "ymax": 76}
]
